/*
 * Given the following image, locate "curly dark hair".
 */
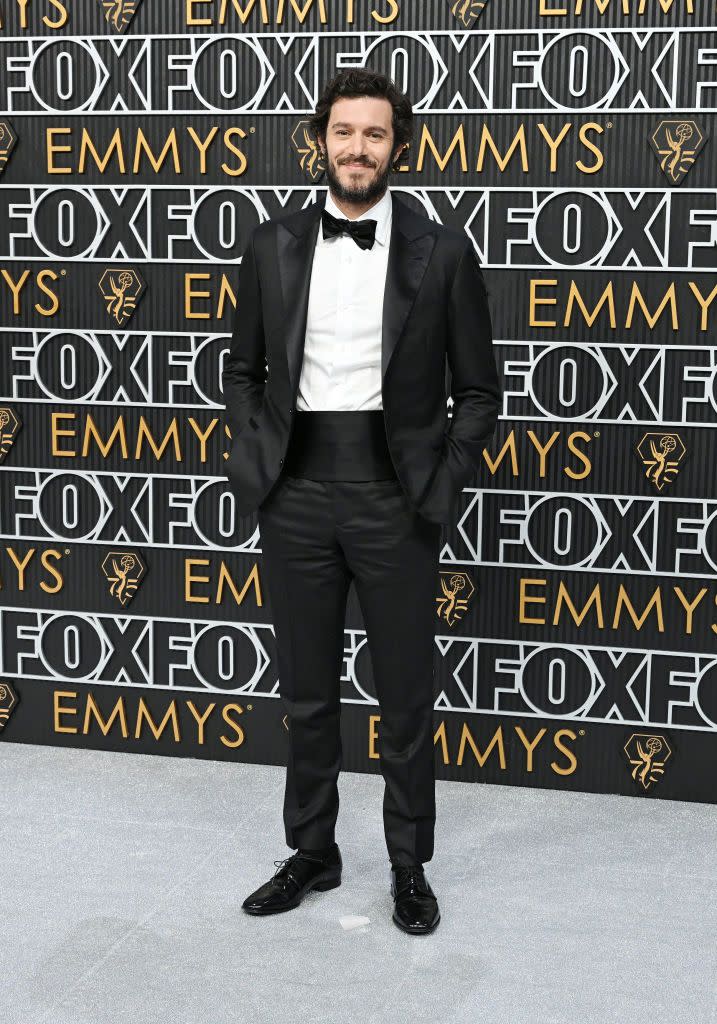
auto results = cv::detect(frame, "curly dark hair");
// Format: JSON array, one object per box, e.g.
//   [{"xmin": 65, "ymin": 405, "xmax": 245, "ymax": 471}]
[{"xmin": 307, "ymin": 68, "xmax": 413, "ymax": 173}]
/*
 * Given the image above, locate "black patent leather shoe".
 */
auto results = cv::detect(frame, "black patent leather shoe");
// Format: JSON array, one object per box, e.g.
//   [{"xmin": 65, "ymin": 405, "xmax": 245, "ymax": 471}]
[
  {"xmin": 242, "ymin": 844, "xmax": 342, "ymax": 915},
  {"xmin": 390, "ymin": 864, "xmax": 440, "ymax": 934}
]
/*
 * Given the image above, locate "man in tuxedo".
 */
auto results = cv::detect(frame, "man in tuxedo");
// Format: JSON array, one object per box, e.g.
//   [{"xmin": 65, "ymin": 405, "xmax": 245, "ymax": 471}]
[{"xmin": 223, "ymin": 69, "xmax": 501, "ymax": 934}]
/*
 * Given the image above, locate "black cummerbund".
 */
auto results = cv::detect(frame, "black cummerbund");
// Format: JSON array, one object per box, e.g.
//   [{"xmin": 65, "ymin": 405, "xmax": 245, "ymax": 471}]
[{"xmin": 283, "ymin": 410, "xmax": 398, "ymax": 481}]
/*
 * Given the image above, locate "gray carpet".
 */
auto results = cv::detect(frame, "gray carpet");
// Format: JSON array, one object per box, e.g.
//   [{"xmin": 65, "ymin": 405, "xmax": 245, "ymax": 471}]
[{"xmin": 3, "ymin": 741, "xmax": 716, "ymax": 1024}]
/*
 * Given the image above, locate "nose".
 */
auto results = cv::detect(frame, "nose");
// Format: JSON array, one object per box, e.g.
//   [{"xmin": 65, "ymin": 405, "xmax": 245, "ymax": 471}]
[{"xmin": 345, "ymin": 137, "xmax": 369, "ymax": 162}]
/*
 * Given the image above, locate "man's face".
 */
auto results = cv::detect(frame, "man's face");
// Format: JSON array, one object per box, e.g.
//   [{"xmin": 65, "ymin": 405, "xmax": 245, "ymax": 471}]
[{"xmin": 320, "ymin": 95, "xmax": 403, "ymax": 204}]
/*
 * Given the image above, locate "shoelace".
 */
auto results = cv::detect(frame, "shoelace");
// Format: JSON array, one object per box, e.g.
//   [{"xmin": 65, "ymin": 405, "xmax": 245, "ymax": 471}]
[
  {"xmin": 272, "ymin": 851, "xmax": 329, "ymax": 887},
  {"xmin": 273, "ymin": 856, "xmax": 293, "ymax": 876},
  {"xmin": 393, "ymin": 866, "xmax": 430, "ymax": 899},
  {"xmin": 271, "ymin": 855, "xmax": 301, "ymax": 889}
]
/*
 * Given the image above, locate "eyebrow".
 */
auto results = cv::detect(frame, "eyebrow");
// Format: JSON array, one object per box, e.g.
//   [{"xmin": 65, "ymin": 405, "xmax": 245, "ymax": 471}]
[{"xmin": 329, "ymin": 122, "xmax": 388, "ymax": 133}]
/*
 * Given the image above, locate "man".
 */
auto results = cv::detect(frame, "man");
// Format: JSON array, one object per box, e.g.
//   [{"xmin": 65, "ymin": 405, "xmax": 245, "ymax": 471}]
[{"xmin": 222, "ymin": 69, "xmax": 501, "ymax": 934}]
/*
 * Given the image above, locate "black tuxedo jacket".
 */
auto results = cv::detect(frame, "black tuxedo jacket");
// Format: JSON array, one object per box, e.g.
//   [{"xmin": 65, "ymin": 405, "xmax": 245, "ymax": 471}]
[{"xmin": 222, "ymin": 190, "xmax": 501, "ymax": 525}]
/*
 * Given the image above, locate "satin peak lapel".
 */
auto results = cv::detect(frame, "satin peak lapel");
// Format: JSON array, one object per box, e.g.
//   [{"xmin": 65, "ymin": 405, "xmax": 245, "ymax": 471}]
[
  {"xmin": 276, "ymin": 202, "xmax": 322, "ymax": 396},
  {"xmin": 276, "ymin": 192, "xmax": 436, "ymax": 396},
  {"xmin": 381, "ymin": 201, "xmax": 435, "ymax": 382}
]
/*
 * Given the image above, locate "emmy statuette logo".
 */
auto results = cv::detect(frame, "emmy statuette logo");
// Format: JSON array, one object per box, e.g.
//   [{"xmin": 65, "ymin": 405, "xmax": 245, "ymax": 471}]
[
  {"xmin": 0, "ymin": 407, "xmax": 21, "ymax": 463},
  {"xmin": 101, "ymin": 551, "xmax": 148, "ymax": 606},
  {"xmin": 0, "ymin": 120, "xmax": 18, "ymax": 175},
  {"xmin": 291, "ymin": 120, "xmax": 326, "ymax": 180},
  {"xmin": 436, "ymin": 571, "xmax": 475, "ymax": 627},
  {"xmin": 98, "ymin": 269, "xmax": 146, "ymax": 326},
  {"xmin": 635, "ymin": 432, "xmax": 687, "ymax": 492},
  {"xmin": 623, "ymin": 733, "xmax": 672, "ymax": 791},
  {"xmin": 448, "ymin": 0, "xmax": 489, "ymax": 28},
  {"xmin": 648, "ymin": 119, "xmax": 708, "ymax": 184},
  {"xmin": 0, "ymin": 682, "xmax": 19, "ymax": 732},
  {"xmin": 98, "ymin": 0, "xmax": 144, "ymax": 32}
]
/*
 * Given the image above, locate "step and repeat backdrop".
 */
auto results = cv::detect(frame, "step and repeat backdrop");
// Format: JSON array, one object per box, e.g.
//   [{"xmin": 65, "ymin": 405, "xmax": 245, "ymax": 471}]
[{"xmin": 0, "ymin": 0, "xmax": 715, "ymax": 805}]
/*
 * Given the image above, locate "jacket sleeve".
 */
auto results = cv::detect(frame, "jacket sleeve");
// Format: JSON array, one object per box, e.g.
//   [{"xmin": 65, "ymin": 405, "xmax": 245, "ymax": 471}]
[
  {"xmin": 443, "ymin": 240, "xmax": 502, "ymax": 492},
  {"xmin": 222, "ymin": 227, "xmax": 267, "ymax": 439}
]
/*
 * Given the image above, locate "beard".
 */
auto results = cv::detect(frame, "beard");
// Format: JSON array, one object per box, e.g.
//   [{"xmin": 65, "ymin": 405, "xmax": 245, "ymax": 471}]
[{"xmin": 323, "ymin": 154, "xmax": 392, "ymax": 204}]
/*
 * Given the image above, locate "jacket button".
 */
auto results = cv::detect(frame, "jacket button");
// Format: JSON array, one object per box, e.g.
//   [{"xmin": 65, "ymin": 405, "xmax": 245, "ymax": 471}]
[{"xmin": 279, "ymin": 458, "xmax": 284, "ymax": 465}]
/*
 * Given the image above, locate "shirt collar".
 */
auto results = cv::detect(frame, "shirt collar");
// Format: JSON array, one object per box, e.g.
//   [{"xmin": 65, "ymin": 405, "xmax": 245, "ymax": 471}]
[{"xmin": 323, "ymin": 187, "xmax": 392, "ymax": 247}]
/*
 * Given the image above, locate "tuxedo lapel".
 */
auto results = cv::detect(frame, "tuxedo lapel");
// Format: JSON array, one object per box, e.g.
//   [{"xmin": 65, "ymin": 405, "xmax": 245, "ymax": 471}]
[
  {"xmin": 380, "ymin": 199, "xmax": 435, "ymax": 382},
  {"xmin": 275, "ymin": 191, "xmax": 436, "ymax": 397},
  {"xmin": 276, "ymin": 197, "xmax": 324, "ymax": 397}
]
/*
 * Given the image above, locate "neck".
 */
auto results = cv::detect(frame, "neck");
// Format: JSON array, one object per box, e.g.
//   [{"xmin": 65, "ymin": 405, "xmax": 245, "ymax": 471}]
[{"xmin": 328, "ymin": 190, "xmax": 385, "ymax": 220}]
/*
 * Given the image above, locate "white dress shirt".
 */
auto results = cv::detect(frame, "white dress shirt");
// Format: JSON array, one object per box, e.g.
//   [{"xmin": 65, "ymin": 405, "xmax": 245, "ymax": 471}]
[{"xmin": 296, "ymin": 187, "xmax": 392, "ymax": 411}]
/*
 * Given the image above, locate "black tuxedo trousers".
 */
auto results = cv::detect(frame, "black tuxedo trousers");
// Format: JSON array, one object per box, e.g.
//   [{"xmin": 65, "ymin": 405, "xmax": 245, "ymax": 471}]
[{"xmin": 257, "ymin": 472, "xmax": 442, "ymax": 867}]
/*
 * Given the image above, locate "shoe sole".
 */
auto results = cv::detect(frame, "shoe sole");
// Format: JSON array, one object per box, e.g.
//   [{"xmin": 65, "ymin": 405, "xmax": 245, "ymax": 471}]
[{"xmin": 242, "ymin": 872, "xmax": 341, "ymax": 915}]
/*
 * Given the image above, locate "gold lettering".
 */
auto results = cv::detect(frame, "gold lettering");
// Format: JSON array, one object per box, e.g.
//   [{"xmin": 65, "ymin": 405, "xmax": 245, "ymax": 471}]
[
  {"xmin": 187, "ymin": 700, "xmax": 216, "ymax": 744},
  {"xmin": 483, "ymin": 433, "xmax": 520, "ymax": 476},
  {"xmin": 36, "ymin": 270, "xmax": 61, "ymax": 315},
  {"xmin": 416, "ymin": 124, "xmax": 467, "ymax": 173},
  {"xmin": 135, "ymin": 698, "xmax": 181, "ymax": 741},
  {"xmin": 135, "ymin": 416, "xmax": 182, "ymax": 461},
  {"xmin": 185, "ymin": 274, "xmax": 212, "ymax": 319},
  {"xmin": 687, "ymin": 281, "xmax": 717, "ymax": 332},
  {"xmin": 372, "ymin": 0, "xmax": 399, "ymax": 23},
  {"xmin": 625, "ymin": 281, "xmax": 678, "ymax": 331},
  {"xmin": 47, "ymin": 127, "xmax": 72, "ymax": 173},
  {"xmin": 186, "ymin": 0, "xmax": 214, "ymax": 24},
  {"xmin": 82, "ymin": 413, "xmax": 130, "ymax": 459},
  {"xmin": 526, "ymin": 430, "xmax": 561, "ymax": 477},
  {"xmin": 565, "ymin": 432, "xmax": 592, "ymax": 480},
  {"xmin": 612, "ymin": 585, "xmax": 664, "ymax": 632},
  {"xmin": 6, "ymin": 547, "xmax": 34, "ymax": 590},
  {"xmin": 51, "ymin": 412, "xmax": 76, "ymax": 457},
  {"xmin": 514, "ymin": 727, "xmax": 548, "ymax": 772},
  {"xmin": 553, "ymin": 581, "xmax": 605, "ymax": 628},
  {"xmin": 276, "ymin": 0, "xmax": 328, "ymax": 23},
  {"xmin": 54, "ymin": 690, "xmax": 78, "ymax": 733},
  {"xmin": 457, "ymin": 724, "xmax": 506, "ymax": 768},
  {"xmin": 433, "ymin": 720, "xmax": 450, "ymax": 765},
  {"xmin": 83, "ymin": 694, "xmax": 129, "ymax": 737},
  {"xmin": 186, "ymin": 125, "xmax": 219, "ymax": 173},
  {"xmin": 551, "ymin": 729, "xmax": 578, "ymax": 775},
  {"xmin": 40, "ymin": 550, "xmax": 64, "ymax": 594},
  {"xmin": 368, "ymin": 713, "xmax": 380, "ymax": 758},
  {"xmin": 529, "ymin": 278, "xmax": 558, "ymax": 327},
  {"xmin": 519, "ymin": 578, "xmax": 547, "ymax": 626},
  {"xmin": 537, "ymin": 123, "xmax": 571, "ymax": 172},
  {"xmin": 133, "ymin": 128, "xmax": 181, "ymax": 173},
  {"xmin": 45, "ymin": 0, "xmax": 69, "ymax": 26},
  {"xmin": 672, "ymin": 586, "xmax": 708, "ymax": 635},
  {"xmin": 188, "ymin": 417, "xmax": 218, "ymax": 462},
  {"xmin": 222, "ymin": 128, "xmax": 249, "ymax": 176},
  {"xmin": 477, "ymin": 124, "xmax": 528, "ymax": 172},
  {"xmin": 564, "ymin": 279, "xmax": 617, "ymax": 328},
  {"xmin": 214, "ymin": 561, "xmax": 263, "ymax": 606},
  {"xmin": 78, "ymin": 128, "xmax": 126, "ymax": 173},
  {"xmin": 576, "ymin": 122, "xmax": 604, "ymax": 173},
  {"xmin": 221, "ymin": 704, "xmax": 246, "ymax": 746}
]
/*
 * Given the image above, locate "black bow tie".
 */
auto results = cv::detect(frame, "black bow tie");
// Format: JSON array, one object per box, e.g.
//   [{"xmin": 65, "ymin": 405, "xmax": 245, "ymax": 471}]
[{"xmin": 321, "ymin": 209, "xmax": 377, "ymax": 250}]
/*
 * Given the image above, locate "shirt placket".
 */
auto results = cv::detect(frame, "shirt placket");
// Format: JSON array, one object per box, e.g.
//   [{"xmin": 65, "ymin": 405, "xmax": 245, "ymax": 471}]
[{"xmin": 332, "ymin": 236, "xmax": 355, "ymax": 402}]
